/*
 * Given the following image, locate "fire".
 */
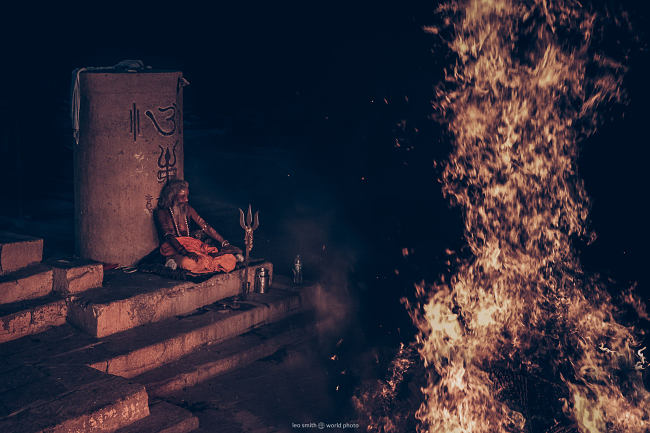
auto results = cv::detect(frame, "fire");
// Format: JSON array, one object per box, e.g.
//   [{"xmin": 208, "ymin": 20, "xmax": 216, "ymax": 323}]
[{"xmin": 402, "ymin": 0, "xmax": 649, "ymax": 432}]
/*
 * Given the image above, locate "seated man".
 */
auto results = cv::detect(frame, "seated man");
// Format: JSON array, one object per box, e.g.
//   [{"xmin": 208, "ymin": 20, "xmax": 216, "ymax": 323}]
[{"xmin": 155, "ymin": 179, "xmax": 242, "ymax": 273}]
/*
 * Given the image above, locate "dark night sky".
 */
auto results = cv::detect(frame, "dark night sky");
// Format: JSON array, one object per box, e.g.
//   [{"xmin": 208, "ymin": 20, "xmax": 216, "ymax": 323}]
[{"xmin": 1, "ymin": 0, "xmax": 649, "ymax": 307}]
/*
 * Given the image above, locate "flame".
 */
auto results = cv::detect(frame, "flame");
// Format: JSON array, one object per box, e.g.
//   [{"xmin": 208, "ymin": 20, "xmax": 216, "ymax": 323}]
[
  {"xmin": 353, "ymin": 343, "xmax": 419, "ymax": 433},
  {"xmin": 404, "ymin": 1, "xmax": 649, "ymax": 432}
]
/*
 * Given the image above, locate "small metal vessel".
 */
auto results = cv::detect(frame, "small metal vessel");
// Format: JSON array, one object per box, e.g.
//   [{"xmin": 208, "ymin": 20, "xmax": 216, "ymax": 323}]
[
  {"xmin": 292, "ymin": 254, "xmax": 303, "ymax": 286},
  {"xmin": 254, "ymin": 267, "xmax": 270, "ymax": 293}
]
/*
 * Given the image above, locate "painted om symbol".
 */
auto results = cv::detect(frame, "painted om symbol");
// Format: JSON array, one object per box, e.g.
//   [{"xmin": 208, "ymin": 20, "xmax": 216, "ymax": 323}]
[{"xmin": 145, "ymin": 103, "xmax": 177, "ymax": 136}]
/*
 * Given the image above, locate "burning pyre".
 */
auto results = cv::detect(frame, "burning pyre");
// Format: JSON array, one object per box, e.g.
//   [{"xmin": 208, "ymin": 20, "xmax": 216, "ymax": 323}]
[{"xmin": 358, "ymin": 1, "xmax": 650, "ymax": 432}]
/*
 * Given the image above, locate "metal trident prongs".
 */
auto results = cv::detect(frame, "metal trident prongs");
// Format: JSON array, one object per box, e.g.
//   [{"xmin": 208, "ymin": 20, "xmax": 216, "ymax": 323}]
[{"xmin": 238, "ymin": 204, "xmax": 259, "ymax": 299}]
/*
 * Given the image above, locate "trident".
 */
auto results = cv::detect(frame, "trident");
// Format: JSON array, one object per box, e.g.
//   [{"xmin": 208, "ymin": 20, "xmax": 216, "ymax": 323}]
[{"xmin": 239, "ymin": 204, "xmax": 259, "ymax": 299}]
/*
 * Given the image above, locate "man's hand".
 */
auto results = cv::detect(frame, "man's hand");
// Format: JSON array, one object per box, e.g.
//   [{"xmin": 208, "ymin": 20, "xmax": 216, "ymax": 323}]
[{"xmin": 186, "ymin": 252, "xmax": 200, "ymax": 261}]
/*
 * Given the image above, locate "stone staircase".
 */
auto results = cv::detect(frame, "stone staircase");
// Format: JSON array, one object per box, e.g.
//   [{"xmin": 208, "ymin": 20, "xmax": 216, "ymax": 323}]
[
  {"xmin": 0, "ymin": 233, "xmax": 103, "ymax": 344},
  {"xmin": 0, "ymin": 232, "xmax": 319, "ymax": 432}
]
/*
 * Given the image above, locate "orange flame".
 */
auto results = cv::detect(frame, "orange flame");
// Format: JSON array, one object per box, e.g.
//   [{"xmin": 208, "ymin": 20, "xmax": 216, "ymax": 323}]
[{"xmin": 406, "ymin": 1, "xmax": 649, "ymax": 432}]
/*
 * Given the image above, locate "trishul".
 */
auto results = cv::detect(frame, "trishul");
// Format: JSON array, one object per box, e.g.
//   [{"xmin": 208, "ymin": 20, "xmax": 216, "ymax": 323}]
[{"xmin": 239, "ymin": 204, "xmax": 259, "ymax": 299}]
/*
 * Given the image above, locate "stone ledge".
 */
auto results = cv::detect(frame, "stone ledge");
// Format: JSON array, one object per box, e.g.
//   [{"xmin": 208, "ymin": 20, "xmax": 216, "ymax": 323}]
[
  {"xmin": 136, "ymin": 311, "xmax": 317, "ymax": 397},
  {"xmin": 0, "ymin": 264, "xmax": 53, "ymax": 305},
  {"xmin": 49, "ymin": 258, "xmax": 104, "ymax": 295},
  {"xmin": 0, "ymin": 284, "xmax": 317, "ymax": 380},
  {"xmin": 67, "ymin": 261, "xmax": 273, "ymax": 338},
  {"xmin": 0, "ymin": 324, "xmax": 99, "ymax": 374},
  {"xmin": 0, "ymin": 365, "xmax": 149, "ymax": 433},
  {"xmin": 85, "ymin": 287, "xmax": 302, "ymax": 379},
  {"xmin": 115, "ymin": 400, "xmax": 199, "ymax": 433},
  {"xmin": 0, "ymin": 294, "xmax": 67, "ymax": 343},
  {"xmin": 0, "ymin": 232, "xmax": 43, "ymax": 276}
]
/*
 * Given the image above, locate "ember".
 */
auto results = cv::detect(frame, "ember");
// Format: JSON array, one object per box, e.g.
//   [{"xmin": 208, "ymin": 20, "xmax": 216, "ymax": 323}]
[{"xmin": 399, "ymin": 0, "xmax": 649, "ymax": 432}]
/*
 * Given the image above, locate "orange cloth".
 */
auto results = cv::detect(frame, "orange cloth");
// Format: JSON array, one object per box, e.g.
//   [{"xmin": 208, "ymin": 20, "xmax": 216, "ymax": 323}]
[{"xmin": 160, "ymin": 236, "xmax": 237, "ymax": 274}]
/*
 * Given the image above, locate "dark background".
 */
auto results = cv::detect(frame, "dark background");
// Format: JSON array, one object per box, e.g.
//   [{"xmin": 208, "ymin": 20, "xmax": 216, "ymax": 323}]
[{"xmin": 1, "ymin": 0, "xmax": 649, "ymax": 403}]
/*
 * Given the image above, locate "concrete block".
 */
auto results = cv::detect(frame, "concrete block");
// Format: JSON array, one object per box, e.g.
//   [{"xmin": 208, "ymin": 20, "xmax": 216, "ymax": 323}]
[
  {"xmin": 136, "ymin": 312, "xmax": 317, "ymax": 397},
  {"xmin": 68, "ymin": 261, "xmax": 273, "ymax": 338},
  {"xmin": 76, "ymin": 71, "xmax": 185, "ymax": 266},
  {"xmin": 85, "ymin": 287, "xmax": 302, "ymax": 379},
  {"xmin": 0, "ymin": 264, "xmax": 53, "ymax": 305},
  {"xmin": 115, "ymin": 400, "xmax": 199, "ymax": 433},
  {"xmin": 50, "ymin": 258, "xmax": 104, "ymax": 295},
  {"xmin": 0, "ymin": 295, "xmax": 68, "ymax": 343},
  {"xmin": 0, "ymin": 232, "xmax": 43, "ymax": 276},
  {"xmin": 0, "ymin": 365, "xmax": 149, "ymax": 433}
]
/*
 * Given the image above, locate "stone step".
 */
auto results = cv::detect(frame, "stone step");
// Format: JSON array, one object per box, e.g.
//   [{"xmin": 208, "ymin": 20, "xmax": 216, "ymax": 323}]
[
  {"xmin": 135, "ymin": 311, "xmax": 317, "ymax": 397},
  {"xmin": 0, "ymin": 285, "xmax": 317, "ymax": 380},
  {"xmin": 0, "ymin": 232, "xmax": 43, "ymax": 276},
  {"xmin": 0, "ymin": 263, "xmax": 53, "ymax": 305},
  {"xmin": 115, "ymin": 400, "xmax": 198, "ymax": 433},
  {"xmin": 0, "ymin": 294, "xmax": 68, "ymax": 344},
  {"xmin": 48, "ymin": 258, "xmax": 104, "ymax": 295},
  {"xmin": 0, "ymin": 365, "xmax": 149, "ymax": 433},
  {"xmin": 67, "ymin": 261, "xmax": 273, "ymax": 338},
  {"xmin": 0, "ymin": 324, "xmax": 102, "ymax": 376},
  {"xmin": 80, "ymin": 287, "xmax": 308, "ymax": 379},
  {"xmin": 0, "ymin": 284, "xmax": 315, "ymax": 370},
  {"xmin": 161, "ymin": 336, "xmax": 334, "ymax": 433}
]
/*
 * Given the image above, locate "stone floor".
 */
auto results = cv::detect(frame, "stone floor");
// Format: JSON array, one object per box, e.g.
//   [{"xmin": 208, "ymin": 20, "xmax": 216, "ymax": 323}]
[{"xmin": 166, "ymin": 341, "xmax": 358, "ymax": 433}]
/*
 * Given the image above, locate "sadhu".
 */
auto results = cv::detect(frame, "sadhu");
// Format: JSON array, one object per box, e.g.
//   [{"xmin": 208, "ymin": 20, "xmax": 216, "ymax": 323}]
[{"xmin": 154, "ymin": 179, "xmax": 243, "ymax": 273}]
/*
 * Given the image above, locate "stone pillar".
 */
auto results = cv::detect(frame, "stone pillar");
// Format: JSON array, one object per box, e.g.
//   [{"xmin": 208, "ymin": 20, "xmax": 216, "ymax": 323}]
[{"xmin": 75, "ymin": 71, "xmax": 185, "ymax": 265}]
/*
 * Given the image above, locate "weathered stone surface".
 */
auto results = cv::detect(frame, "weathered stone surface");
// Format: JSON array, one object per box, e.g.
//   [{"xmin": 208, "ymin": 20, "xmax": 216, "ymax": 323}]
[
  {"xmin": 50, "ymin": 258, "xmax": 104, "ymax": 295},
  {"xmin": 0, "ymin": 285, "xmax": 317, "ymax": 380},
  {"xmin": 0, "ymin": 365, "xmax": 149, "ymax": 433},
  {"xmin": 0, "ymin": 294, "xmax": 67, "ymax": 343},
  {"xmin": 0, "ymin": 264, "xmax": 53, "ymax": 305},
  {"xmin": 76, "ymin": 71, "xmax": 185, "ymax": 266},
  {"xmin": 68, "ymin": 262, "xmax": 273, "ymax": 338},
  {"xmin": 0, "ymin": 324, "xmax": 99, "ymax": 376},
  {"xmin": 0, "ymin": 232, "xmax": 43, "ymax": 276},
  {"xmin": 86, "ymin": 287, "xmax": 301, "ymax": 379},
  {"xmin": 115, "ymin": 400, "xmax": 199, "ymax": 433},
  {"xmin": 0, "ymin": 282, "xmax": 320, "ymax": 432},
  {"xmin": 136, "ymin": 312, "xmax": 317, "ymax": 397}
]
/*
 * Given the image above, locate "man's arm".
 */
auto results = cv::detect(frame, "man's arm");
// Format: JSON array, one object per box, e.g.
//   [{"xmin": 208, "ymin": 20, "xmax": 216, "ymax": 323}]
[{"xmin": 188, "ymin": 206, "xmax": 227, "ymax": 245}]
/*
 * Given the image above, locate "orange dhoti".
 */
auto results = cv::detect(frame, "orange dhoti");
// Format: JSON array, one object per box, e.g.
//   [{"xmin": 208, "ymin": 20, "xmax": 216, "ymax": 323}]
[{"xmin": 160, "ymin": 236, "xmax": 237, "ymax": 274}]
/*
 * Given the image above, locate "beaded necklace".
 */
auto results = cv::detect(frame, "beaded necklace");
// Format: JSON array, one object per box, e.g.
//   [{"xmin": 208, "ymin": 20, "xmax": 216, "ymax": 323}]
[{"xmin": 168, "ymin": 207, "xmax": 189, "ymax": 237}]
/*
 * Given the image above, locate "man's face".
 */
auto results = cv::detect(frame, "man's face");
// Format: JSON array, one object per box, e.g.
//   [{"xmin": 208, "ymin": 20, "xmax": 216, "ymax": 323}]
[{"xmin": 175, "ymin": 189, "xmax": 189, "ymax": 208}]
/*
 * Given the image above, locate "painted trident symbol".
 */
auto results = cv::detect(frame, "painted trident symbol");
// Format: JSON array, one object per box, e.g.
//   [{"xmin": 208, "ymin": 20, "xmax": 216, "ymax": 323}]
[
  {"xmin": 157, "ymin": 142, "xmax": 178, "ymax": 183},
  {"xmin": 239, "ymin": 204, "xmax": 259, "ymax": 299}
]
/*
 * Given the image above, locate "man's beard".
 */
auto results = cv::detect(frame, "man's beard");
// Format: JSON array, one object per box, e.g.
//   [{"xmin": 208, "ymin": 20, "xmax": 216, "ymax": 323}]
[{"xmin": 175, "ymin": 202, "xmax": 189, "ymax": 214}]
